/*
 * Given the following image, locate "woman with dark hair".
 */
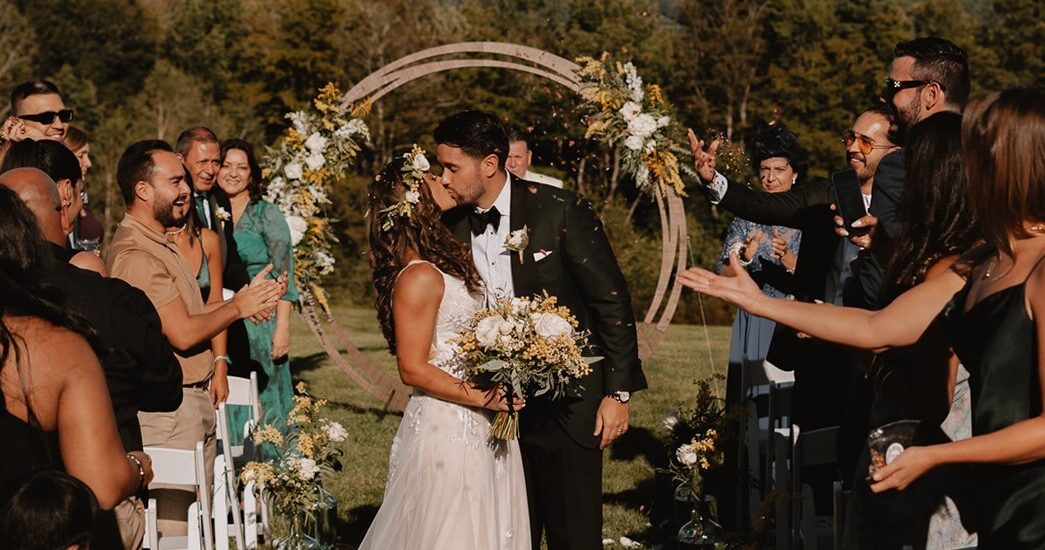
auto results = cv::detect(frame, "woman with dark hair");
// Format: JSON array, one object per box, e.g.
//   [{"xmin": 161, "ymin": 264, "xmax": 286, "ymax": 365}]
[
  {"xmin": 715, "ymin": 124, "xmax": 803, "ymax": 400},
  {"xmin": 1, "ymin": 470, "xmax": 97, "ymax": 549},
  {"xmin": 0, "ymin": 185, "xmax": 153, "ymax": 512},
  {"xmin": 61, "ymin": 126, "xmax": 104, "ymax": 250},
  {"xmin": 844, "ymin": 112, "xmax": 979, "ymax": 548},
  {"xmin": 217, "ymin": 139, "xmax": 296, "ymax": 426},
  {"xmin": 681, "ymin": 87, "xmax": 1045, "ymax": 548},
  {"xmin": 359, "ymin": 150, "xmax": 530, "ymax": 549}
]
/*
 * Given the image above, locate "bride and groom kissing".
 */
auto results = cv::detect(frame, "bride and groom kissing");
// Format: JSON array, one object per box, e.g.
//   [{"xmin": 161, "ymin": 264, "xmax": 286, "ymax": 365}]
[{"xmin": 359, "ymin": 110, "xmax": 647, "ymax": 549}]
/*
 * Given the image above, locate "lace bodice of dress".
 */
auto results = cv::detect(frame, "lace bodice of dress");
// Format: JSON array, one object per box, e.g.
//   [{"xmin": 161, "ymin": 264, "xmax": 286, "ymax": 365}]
[{"xmin": 400, "ymin": 260, "xmax": 481, "ymax": 378}]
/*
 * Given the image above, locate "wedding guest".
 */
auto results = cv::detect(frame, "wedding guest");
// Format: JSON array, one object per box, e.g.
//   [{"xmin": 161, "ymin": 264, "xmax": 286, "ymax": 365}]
[
  {"xmin": 1, "ymin": 470, "xmax": 97, "ymax": 550},
  {"xmin": 506, "ymin": 129, "xmax": 564, "ymax": 188},
  {"xmin": 0, "ymin": 166, "xmax": 184, "ymax": 547},
  {"xmin": 0, "ymin": 138, "xmax": 106, "ymax": 275},
  {"xmin": 679, "ymin": 87, "xmax": 1045, "ymax": 549},
  {"xmin": 0, "ymin": 184, "xmax": 153, "ymax": 513},
  {"xmin": 843, "ymin": 112, "xmax": 979, "ymax": 549},
  {"xmin": 1, "ymin": 79, "xmax": 70, "ymax": 143},
  {"xmin": 176, "ymin": 126, "xmax": 256, "ymax": 380},
  {"xmin": 107, "ymin": 139, "xmax": 282, "ymax": 536},
  {"xmin": 217, "ymin": 139, "xmax": 298, "ymax": 428},
  {"xmin": 62, "ymin": 126, "xmax": 104, "ymax": 250},
  {"xmin": 714, "ymin": 124, "xmax": 803, "ymax": 401}
]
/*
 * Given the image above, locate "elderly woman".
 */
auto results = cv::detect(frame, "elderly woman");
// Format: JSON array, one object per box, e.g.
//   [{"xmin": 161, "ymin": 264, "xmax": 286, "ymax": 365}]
[
  {"xmin": 715, "ymin": 124, "xmax": 804, "ymax": 400},
  {"xmin": 217, "ymin": 139, "xmax": 298, "ymax": 427}
]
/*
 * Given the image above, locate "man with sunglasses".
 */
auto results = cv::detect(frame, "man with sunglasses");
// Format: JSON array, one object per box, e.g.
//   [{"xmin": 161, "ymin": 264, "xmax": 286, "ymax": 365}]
[{"xmin": 4, "ymin": 79, "xmax": 72, "ymax": 142}]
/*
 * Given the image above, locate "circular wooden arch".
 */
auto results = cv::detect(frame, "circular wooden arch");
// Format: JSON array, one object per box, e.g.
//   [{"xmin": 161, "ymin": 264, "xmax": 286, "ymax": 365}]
[{"xmin": 303, "ymin": 42, "xmax": 688, "ymax": 411}]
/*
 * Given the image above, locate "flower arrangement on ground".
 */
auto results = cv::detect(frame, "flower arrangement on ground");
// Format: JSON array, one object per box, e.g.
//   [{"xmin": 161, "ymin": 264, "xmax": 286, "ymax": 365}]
[
  {"xmin": 262, "ymin": 82, "xmax": 371, "ymax": 314},
  {"xmin": 453, "ymin": 293, "xmax": 600, "ymax": 440},
  {"xmin": 241, "ymin": 383, "xmax": 348, "ymax": 530},
  {"xmin": 575, "ymin": 53, "xmax": 694, "ymax": 198},
  {"xmin": 661, "ymin": 377, "xmax": 728, "ymax": 500}
]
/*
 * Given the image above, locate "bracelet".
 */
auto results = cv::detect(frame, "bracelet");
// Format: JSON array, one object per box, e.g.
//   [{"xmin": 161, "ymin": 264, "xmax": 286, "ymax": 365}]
[
  {"xmin": 213, "ymin": 354, "xmax": 232, "ymax": 365},
  {"xmin": 126, "ymin": 453, "xmax": 146, "ymax": 493}
]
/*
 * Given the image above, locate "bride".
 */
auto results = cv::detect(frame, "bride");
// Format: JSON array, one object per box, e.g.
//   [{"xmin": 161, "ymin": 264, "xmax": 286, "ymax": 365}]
[{"xmin": 359, "ymin": 149, "xmax": 531, "ymax": 549}]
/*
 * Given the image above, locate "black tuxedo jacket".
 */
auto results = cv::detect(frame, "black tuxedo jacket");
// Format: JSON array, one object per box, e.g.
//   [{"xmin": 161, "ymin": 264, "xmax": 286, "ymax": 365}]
[
  {"xmin": 205, "ymin": 187, "xmax": 251, "ymax": 290},
  {"xmin": 446, "ymin": 178, "xmax": 647, "ymax": 449}
]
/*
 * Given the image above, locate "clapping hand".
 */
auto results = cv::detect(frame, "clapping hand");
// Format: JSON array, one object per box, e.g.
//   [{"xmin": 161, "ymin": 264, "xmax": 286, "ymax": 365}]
[
  {"xmin": 688, "ymin": 128, "xmax": 721, "ymax": 184},
  {"xmin": 0, "ymin": 117, "xmax": 27, "ymax": 142},
  {"xmin": 741, "ymin": 229, "xmax": 764, "ymax": 263},
  {"xmin": 770, "ymin": 228, "xmax": 797, "ymax": 273},
  {"xmin": 246, "ymin": 264, "xmax": 283, "ymax": 323}
]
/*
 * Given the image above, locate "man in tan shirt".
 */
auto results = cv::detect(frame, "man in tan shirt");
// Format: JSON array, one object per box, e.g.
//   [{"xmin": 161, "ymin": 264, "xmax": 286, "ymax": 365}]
[{"xmin": 107, "ymin": 139, "xmax": 283, "ymax": 537}]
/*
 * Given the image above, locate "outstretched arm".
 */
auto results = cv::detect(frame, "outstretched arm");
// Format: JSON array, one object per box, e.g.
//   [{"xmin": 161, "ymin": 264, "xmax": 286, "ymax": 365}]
[{"xmin": 678, "ymin": 250, "xmax": 965, "ymax": 350}]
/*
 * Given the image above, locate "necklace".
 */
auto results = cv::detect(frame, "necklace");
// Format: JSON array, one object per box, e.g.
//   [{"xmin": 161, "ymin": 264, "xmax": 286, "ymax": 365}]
[
  {"xmin": 984, "ymin": 224, "xmax": 1045, "ymax": 279},
  {"xmin": 164, "ymin": 224, "xmax": 187, "ymax": 241}
]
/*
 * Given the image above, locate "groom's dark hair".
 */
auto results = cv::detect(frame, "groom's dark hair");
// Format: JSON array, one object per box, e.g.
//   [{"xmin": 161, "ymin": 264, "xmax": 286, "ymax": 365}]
[{"xmin": 434, "ymin": 110, "xmax": 509, "ymax": 169}]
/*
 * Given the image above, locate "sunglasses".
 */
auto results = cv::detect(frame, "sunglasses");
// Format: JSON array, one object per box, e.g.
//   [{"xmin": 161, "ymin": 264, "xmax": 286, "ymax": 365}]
[
  {"xmin": 18, "ymin": 109, "xmax": 74, "ymax": 125},
  {"xmin": 843, "ymin": 130, "xmax": 894, "ymax": 155},
  {"xmin": 882, "ymin": 78, "xmax": 947, "ymax": 101}
]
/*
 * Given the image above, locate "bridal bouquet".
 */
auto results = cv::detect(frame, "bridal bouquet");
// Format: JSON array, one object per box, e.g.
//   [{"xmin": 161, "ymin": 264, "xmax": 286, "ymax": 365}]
[{"xmin": 453, "ymin": 293, "xmax": 600, "ymax": 440}]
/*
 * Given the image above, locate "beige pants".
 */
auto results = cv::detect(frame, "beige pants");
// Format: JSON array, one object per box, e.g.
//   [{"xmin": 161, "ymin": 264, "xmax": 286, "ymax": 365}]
[
  {"xmin": 138, "ymin": 387, "xmax": 216, "ymax": 538},
  {"xmin": 93, "ymin": 496, "xmax": 145, "ymax": 549}
]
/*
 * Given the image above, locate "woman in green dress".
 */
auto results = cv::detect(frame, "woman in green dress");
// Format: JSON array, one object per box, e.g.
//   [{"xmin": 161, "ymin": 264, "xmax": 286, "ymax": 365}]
[{"xmin": 217, "ymin": 139, "xmax": 298, "ymax": 428}]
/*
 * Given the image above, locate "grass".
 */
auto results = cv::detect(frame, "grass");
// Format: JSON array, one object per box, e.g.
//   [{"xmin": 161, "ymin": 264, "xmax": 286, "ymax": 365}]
[{"xmin": 288, "ymin": 304, "xmax": 731, "ymax": 548}]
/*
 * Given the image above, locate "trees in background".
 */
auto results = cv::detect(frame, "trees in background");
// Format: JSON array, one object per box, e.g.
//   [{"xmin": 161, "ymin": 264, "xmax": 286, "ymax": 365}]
[{"xmin": 14, "ymin": 0, "xmax": 1041, "ymax": 322}]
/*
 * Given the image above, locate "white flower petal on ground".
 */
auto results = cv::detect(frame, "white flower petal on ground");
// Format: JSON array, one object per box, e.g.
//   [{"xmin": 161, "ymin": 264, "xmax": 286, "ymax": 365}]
[
  {"xmin": 284, "ymin": 162, "xmax": 304, "ymax": 180},
  {"xmin": 305, "ymin": 151, "xmax": 326, "ymax": 171},
  {"xmin": 285, "ymin": 215, "xmax": 307, "ymax": 246}
]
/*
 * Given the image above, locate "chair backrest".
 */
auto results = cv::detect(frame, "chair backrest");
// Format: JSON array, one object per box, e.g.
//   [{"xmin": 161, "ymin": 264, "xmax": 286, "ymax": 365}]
[
  {"xmin": 224, "ymin": 372, "xmax": 260, "ymax": 419},
  {"xmin": 762, "ymin": 360, "xmax": 795, "ymax": 386},
  {"xmin": 144, "ymin": 441, "xmax": 213, "ymax": 549}
]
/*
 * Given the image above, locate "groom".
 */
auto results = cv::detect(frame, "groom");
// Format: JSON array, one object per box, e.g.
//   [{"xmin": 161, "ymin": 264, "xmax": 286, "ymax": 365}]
[{"xmin": 437, "ymin": 111, "xmax": 647, "ymax": 549}]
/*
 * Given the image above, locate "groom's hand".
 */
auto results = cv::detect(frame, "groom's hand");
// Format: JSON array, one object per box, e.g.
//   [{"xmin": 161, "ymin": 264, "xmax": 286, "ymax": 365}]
[{"xmin": 594, "ymin": 397, "xmax": 630, "ymax": 449}]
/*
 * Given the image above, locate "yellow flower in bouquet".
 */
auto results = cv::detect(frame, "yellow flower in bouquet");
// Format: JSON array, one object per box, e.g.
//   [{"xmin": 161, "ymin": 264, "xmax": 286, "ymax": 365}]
[{"xmin": 453, "ymin": 293, "xmax": 601, "ymax": 440}]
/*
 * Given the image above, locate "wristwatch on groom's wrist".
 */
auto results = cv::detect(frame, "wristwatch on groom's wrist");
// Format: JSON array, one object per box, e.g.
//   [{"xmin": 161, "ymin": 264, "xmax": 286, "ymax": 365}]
[{"xmin": 608, "ymin": 391, "xmax": 631, "ymax": 404}]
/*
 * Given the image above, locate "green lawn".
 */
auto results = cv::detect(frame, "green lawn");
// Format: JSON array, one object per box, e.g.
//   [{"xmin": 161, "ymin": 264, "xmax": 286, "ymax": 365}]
[{"xmin": 288, "ymin": 305, "xmax": 731, "ymax": 548}]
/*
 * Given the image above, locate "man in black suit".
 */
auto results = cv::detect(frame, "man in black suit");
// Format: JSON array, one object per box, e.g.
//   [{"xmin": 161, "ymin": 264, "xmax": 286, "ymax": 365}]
[
  {"xmin": 175, "ymin": 126, "xmax": 258, "ymax": 377},
  {"xmin": 436, "ymin": 111, "xmax": 646, "ymax": 550}
]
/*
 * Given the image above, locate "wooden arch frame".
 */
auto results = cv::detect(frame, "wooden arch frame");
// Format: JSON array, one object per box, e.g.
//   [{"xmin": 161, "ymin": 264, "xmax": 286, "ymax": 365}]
[{"xmin": 302, "ymin": 42, "xmax": 688, "ymax": 411}]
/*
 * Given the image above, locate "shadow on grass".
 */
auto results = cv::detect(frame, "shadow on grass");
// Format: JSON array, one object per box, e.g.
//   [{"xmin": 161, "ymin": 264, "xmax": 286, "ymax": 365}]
[
  {"xmin": 338, "ymin": 504, "xmax": 379, "ymax": 549},
  {"xmin": 605, "ymin": 426, "xmax": 681, "ymax": 544}
]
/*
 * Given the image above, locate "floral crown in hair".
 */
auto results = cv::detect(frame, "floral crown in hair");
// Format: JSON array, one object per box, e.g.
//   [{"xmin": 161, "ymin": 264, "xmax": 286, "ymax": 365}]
[{"xmin": 376, "ymin": 145, "xmax": 430, "ymax": 231}]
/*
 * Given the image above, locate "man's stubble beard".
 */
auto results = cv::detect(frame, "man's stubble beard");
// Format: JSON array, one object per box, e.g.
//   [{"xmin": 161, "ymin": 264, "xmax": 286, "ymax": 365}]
[{"xmin": 155, "ymin": 199, "xmax": 188, "ymax": 228}]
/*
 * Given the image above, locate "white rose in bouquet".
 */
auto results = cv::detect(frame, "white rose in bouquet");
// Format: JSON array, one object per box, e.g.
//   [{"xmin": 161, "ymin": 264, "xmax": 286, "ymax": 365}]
[
  {"xmin": 288, "ymin": 111, "xmax": 309, "ymax": 134},
  {"xmin": 662, "ymin": 412, "xmax": 681, "ymax": 431},
  {"xmin": 676, "ymin": 442, "xmax": 698, "ymax": 467},
  {"xmin": 324, "ymin": 420, "xmax": 348, "ymax": 443},
  {"xmin": 533, "ymin": 313, "xmax": 574, "ymax": 339},
  {"xmin": 305, "ymin": 151, "xmax": 326, "ymax": 171},
  {"xmin": 295, "ymin": 457, "xmax": 320, "ymax": 481},
  {"xmin": 657, "ymin": 115, "xmax": 671, "ymax": 128},
  {"xmin": 411, "ymin": 152, "xmax": 430, "ymax": 172},
  {"xmin": 624, "ymin": 134, "xmax": 645, "ymax": 151},
  {"xmin": 627, "ymin": 113, "xmax": 658, "ymax": 138},
  {"xmin": 475, "ymin": 315, "xmax": 504, "ymax": 348},
  {"xmin": 284, "ymin": 162, "xmax": 304, "ymax": 180},
  {"xmin": 285, "ymin": 215, "xmax": 307, "ymax": 246},
  {"xmin": 618, "ymin": 101, "xmax": 642, "ymax": 122},
  {"xmin": 305, "ymin": 132, "xmax": 328, "ymax": 153}
]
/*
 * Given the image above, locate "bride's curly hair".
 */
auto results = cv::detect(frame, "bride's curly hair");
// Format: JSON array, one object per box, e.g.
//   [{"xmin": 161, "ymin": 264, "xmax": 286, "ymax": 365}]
[{"xmin": 368, "ymin": 157, "xmax": 482, "ymax": 354}]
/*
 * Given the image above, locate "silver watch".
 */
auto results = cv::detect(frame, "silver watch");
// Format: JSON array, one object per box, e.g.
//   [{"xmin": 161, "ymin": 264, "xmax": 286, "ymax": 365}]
[{"xmin": 609, "ymin": 391, "xmax": 631, "ymax": 404}]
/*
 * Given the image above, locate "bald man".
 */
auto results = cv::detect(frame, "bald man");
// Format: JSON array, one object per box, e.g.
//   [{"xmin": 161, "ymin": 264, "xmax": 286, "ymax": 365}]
[{"xmin": 0, "ymin": 167, "xmax": 183, "ymax": 548}]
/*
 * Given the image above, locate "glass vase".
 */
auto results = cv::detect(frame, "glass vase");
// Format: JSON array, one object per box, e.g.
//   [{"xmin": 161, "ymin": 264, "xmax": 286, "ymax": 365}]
[
  {"xmin": 310, "ymin": 485, "xmax": 338, "ymax": 547},
  {"xmin": 677, "ymin": 496, "xmax": 724, "ymax": 548},
  {"xmin": 273, "ymin": 511, "xmax": 323, "ymax": 550}
]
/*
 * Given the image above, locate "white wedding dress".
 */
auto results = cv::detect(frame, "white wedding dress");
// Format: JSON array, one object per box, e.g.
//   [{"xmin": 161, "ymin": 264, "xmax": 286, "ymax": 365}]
[{"xmin": 359, "ymin": 260, "xmax": 531, "ymax": 549}]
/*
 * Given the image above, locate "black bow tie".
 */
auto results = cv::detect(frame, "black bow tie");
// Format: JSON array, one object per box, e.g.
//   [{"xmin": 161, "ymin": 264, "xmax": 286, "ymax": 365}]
[{"xmin": 468, "ymin": 207, "xmax": 501, "ymax": 236}]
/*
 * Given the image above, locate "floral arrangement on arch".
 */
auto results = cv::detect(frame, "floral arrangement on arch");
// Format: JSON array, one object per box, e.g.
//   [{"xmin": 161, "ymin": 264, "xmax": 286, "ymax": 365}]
[
  {"xmin": 452, "ymin": 293, "xmax": 600, "ymax": 439},
  {"xmin": 661, "ymin": 376, "xmax": 730, "ymax": 499},
  {"xmin": 240, "ymin": 382, "xmax": 349, "ymax": 518},
  {"xmin": 262, "ymin": 83, "xmax": 371, "ymax": 313},
  {"xmin": 576, "ymin": 53, "xmax": 694, "ymax": 198}
]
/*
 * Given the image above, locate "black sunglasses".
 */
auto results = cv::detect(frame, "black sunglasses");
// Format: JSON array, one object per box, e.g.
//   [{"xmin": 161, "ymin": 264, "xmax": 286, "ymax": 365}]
[
  {"xmin": 18, "ymin": 109, "xmax": 74, "ymax": 125},
  {"xmin": 882, "ymin": 78, "xmax": 947, "ymax": 101}
]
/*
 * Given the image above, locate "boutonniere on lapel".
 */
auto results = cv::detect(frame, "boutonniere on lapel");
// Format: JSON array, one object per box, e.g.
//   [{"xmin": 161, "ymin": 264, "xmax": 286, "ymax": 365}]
[
  {"xmin": 505, "ymin": 225, "xmax": 530, "ymax": 263},
  {"xmin": 214, "ymin": 206, "xmax": 231, "ymax": 224}
]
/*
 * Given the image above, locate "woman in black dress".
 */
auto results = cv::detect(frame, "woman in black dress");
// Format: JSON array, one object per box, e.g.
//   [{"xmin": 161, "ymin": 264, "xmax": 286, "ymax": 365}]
[{"xmin": 680, "ymin": 87, "xmax": 1045, "ymax": 548}]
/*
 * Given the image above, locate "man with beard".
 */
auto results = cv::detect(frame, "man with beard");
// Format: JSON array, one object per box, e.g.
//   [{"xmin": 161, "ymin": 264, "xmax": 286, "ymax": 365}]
[{"xmin": 107, "ymin": 140, "xmax": 284, "ymax": 537}]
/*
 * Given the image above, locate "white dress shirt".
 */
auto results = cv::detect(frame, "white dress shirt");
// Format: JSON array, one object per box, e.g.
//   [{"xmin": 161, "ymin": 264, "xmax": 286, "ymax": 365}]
[{"xmin": 472, "ymin": 174, "xmax": 515, "ymax": 306}]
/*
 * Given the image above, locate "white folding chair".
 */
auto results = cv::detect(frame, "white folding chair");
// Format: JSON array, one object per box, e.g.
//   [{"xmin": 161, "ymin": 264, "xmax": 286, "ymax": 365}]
[
  {"xmin": 143, "ymin": 441, "xmax": 213, "ymax": 550},
  {"xmin": 214, "ymin": 373, "xmax": 260, "ymax": 549},
  {"xmin": 791, "ymin": 424, "xmax": 841, "ymax": 550},
  {"xmin": 739, "ymin": 359, "xmax": 795, "ymax": 523}
]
